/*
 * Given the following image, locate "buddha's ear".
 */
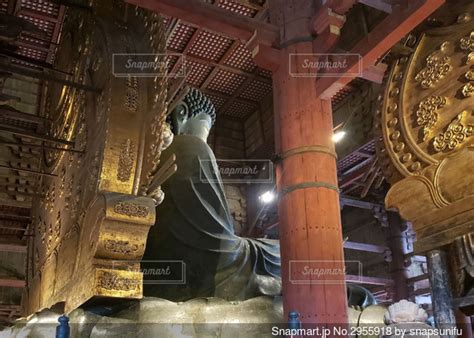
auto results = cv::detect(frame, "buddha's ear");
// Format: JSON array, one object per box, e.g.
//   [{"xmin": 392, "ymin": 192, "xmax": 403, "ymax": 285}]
[{"xmin": 169, "ymin": 103, "xmax": 189, "ymax": 134}]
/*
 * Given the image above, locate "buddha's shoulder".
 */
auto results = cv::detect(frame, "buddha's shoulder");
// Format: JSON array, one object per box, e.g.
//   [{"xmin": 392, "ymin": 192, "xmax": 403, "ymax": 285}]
[
  {"xmin": 170, "ymin": 135, "xmax": 211, "ymax": 151},
  {"xmin": 164, "ymin": 136, "xmax": 213, "ymax": 162}
]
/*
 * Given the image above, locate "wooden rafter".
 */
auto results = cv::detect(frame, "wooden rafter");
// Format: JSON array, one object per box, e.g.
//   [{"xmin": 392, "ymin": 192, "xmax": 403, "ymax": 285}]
[
  {"xmin": 358, "ymin": 0, "xmax": 393, "ymax": 13},
  {"xmin": 218, "ymin": 76, "xmax": 255, "ymax": 115},
  {"xmin": 346, "ymin": 275, "xmax": 394, "ymax": 286},
  {"xmin": 0, "ymin": 237, "xmax": 26, "ymax": 253},
  {"xmin": 173, "ymin": 52, "xmax": 270, "ymax": 84},
  {"xmin": 17, "ymin": 8, "xmax": 59, "ymax": 22},
  {"xmin": 0, "ymin": 279, "xmax": 25, "ymax": 288},
  {"xmin": 216, "ymin": 3, "xmax": 270, "ymax": 119},
  {"xmin": 317, "ymin": 0, "xmax": 445, "ymax": 99},
  {"xmin": 125, "ymin": 0, "xmax": 278, "ymax": 45},
  {"xmin": 201, "ymin": 88, "xmax": 258, "ymax": 111},
  {"xmin": 344, "ymin": 241, "xmax": 389, "ymax": 254},
  {"xmin": 47, "ymin": 4, "xmax": 66, "ymax": 63},
  {"xmin": 200, "ymin": 41, "xmax": 241, "ymax": 90}
]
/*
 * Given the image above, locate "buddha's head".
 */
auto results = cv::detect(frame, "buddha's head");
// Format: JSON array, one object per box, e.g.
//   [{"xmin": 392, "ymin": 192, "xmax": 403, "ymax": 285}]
[{"xmin": 168, "ymin": 88, "xmax": 216, "ymax": 141}]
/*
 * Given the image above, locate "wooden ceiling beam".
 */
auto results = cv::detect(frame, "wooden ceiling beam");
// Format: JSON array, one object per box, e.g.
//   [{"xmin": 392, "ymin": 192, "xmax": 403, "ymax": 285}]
[
  {"xmin": 0, "ymin": 165, "xmax": 56, "ymax": 178},
  {"xmin": 0, "ymin": 183, "xmax": 35, "ymax": 191},
  {"xmin": 218, "ymin": 76, "xmax": 255, "ymax": 115},
  {"xmin": 200, "ymin": 41, "xmax": 242, "ymax": 90},
  {"xmin": 0, "ymin": 304, "xmax": 21, "ymax": 311},
  {"xmin": 316, "ymin": 0, "xmax": 445, "ymax": 100},
  {"xmin": 339, "ymin": 159, "xmax": 373, "ymax": 188},
  {"xmin": 171, "ymin": 52, "xmax": 271, "ymax": 84},
  {"xmin": 0, "ymin": 220, "xmax": 28, "ymax": 231},
  {"xmin": 46, "ymin": 5, "xmax": 65, "ymax": 63},
  {"xmin": 0, "ymin": 278, "xmax": 25, "ymax": 288},
  {"xmin": 358, "ymin": 0, "xmax": 393, "ymax": 13},
  {"xmin": 0, "ymin": 187, "xmax": 36, "ymax": 197},
  {"xmin": 0, "ymin": 198, "xmax": 31, "ymax": 209},
  {"xmin": 232, "ymin": 0, "xmax": 264, "ymax": 11},
  {"xmin": 17, "ymin": 8, "xmax": 58, "ymax": 22},
  {"xmin": 201, "ymin": 88, "xmax": 259, "ymax": 110},
  {"xmin": 0, "ymin": 125, "xmax": 74, "ymax": 146},
  {"xmin": 0, "ymin": 238, "xmax": 26, "ymax": 253},
  {"xmin": 125, "ymin": 0, "xmax": 278, "ymax": 45},
  {"xmin": 344, "ymin": 240, "xmax": 389, "ymax": 254},
  {"xmin": 340, "ymin": 195, "xmax": 383, "ymax": 209},
  {"xmin": 165, "ymin": 18, "xmax": 180, "ymax": 42},
  {"xmin": 0, "ymin": 106, "xmax": 49, "ymax": 124},
  {"xmin": 324, "ymin": 0, "xmax": 358, "ymax": 14},
  {"xmin": 7, "ymin": 0, "xmax": 20, "ymax": 15},
  {"xmin": 360, "ymin": 63, "xmax": 388, "ymax": 84},
  {"xmin": 346, "ymin": 274, "xmax": 394, "ymax": 286}
]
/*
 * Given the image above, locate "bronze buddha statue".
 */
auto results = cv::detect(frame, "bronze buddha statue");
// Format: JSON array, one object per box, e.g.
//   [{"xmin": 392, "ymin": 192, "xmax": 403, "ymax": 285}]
[
  {"xmin": 143, "ymin": 88, "xmax": 375, "ymax": 308},
  {"xmin": 143, "ymin": 88, "xmax": 281, "ymax": 301}
]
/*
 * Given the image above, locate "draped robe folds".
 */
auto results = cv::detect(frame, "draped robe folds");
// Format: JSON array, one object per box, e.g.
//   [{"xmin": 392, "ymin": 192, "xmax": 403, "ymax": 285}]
[{"xmin": 143, "ymin": 135, "xmax": 282, "ymax": 301}]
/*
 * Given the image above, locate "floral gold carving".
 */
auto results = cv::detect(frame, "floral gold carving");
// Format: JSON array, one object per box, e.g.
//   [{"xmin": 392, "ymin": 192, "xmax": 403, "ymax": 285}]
[
  {"xmin": 433, "ymin": 111, "xmax": 473, "ymax": 152},
  {"xmin": 113, "ymin": 201, "xmax": 149, "ymax": 218},
  {"xmin": 97, "ymin": 271, "xmax": 138, "ymax": 291},
  {"xmin": 125, "ymin": 76, "xmax": 138, "ymax": 112},
  {"xmin": 460, "ymin": 31, "xmax": 474, "ymax": 52},
  {"xmin": 117, "ymin": 139, "xmax": 134, "ymax": 182},
  {"xmin": 467, "ymin": 52, "xmax": 474, "ymax": 64},
  {"xmin": 105, "ymin": 240, "xmax": 139, "ymax": 254},
  {"xmin": 466, "ymin": 70, "xmax": 474, "ymax": 81},
  {"xmin": 416, "ymin": 96, "xmax": 447, "ymax": 141},
  {"xmin": 462, "ymin": 82, "xmax": 474, "ymax": 97},
  {"xmin": 380, "ymin": 2, "xmax": 474, "ymax": 255},
  {"xmin": 414, "ymin": 45, "xmax": 452, "ymax": 89}
]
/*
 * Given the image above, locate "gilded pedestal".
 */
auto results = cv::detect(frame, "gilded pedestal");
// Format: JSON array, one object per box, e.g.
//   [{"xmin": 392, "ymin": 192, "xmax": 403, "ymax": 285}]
[
  {"xmin": 378, "ymin": 0, "xmax": 474, "ymax": 253},
  {"xmin": 23, "ymin": 2, "xmax": 169, "ymax": 315}
]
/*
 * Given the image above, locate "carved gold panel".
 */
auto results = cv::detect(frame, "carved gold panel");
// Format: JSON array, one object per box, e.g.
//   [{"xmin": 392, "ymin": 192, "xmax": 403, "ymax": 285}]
[
  {"xmin": 23, "ymin": 1, "xmax": 169, "ymax": 315},
  {"xmin": 378, "ymin": 0, "xmax": 474, "ymax": 253}
]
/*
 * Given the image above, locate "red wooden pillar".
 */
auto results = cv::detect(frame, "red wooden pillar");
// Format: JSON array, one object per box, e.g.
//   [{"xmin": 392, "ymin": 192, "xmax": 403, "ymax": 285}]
[{"xmin": 268, "ymin": 0, "xmax": 348, "ymax": 326}]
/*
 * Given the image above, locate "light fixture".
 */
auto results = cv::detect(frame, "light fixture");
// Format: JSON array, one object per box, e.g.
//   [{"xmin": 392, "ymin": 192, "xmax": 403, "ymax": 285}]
[
  {"xmin": 259, "ymin": 191, "xmax": 275, "ymax": 204},
  {"xmin": 332, "ymin": 130, "xmax": 346, "ymax": 143}
]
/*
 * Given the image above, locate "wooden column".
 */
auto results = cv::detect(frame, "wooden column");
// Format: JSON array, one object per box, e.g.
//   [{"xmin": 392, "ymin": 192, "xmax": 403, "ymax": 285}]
[
  {"xmin": 386, "ymin": 211, "xmax": 410, "ymax": 301},
  {"xmin": 455, "ymin": 309, "xmax": 473, "ymax": 338},
  {"xmin": 269, "ymin": 0, "xmax": 348, "ymax": 326},
  {"xmin": 427, "ymin": 249, "xmax": 457, "ymax": 338}
]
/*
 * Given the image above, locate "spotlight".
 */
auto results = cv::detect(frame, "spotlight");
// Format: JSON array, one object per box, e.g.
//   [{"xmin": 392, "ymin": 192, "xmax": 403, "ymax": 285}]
[
  {"xmin": 332, "ymin": 130, "xmax": 346, "ymax": 143},
  {"xmin": 259, "ymin": 191, "xmax": 275, "ymax": 204}
]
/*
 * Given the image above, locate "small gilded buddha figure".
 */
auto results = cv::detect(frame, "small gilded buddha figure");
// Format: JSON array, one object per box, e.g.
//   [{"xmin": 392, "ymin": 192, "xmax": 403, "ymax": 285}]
[{"xmin": 142, "ymin": 88, "xmax": 281, "ymax": 301}]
